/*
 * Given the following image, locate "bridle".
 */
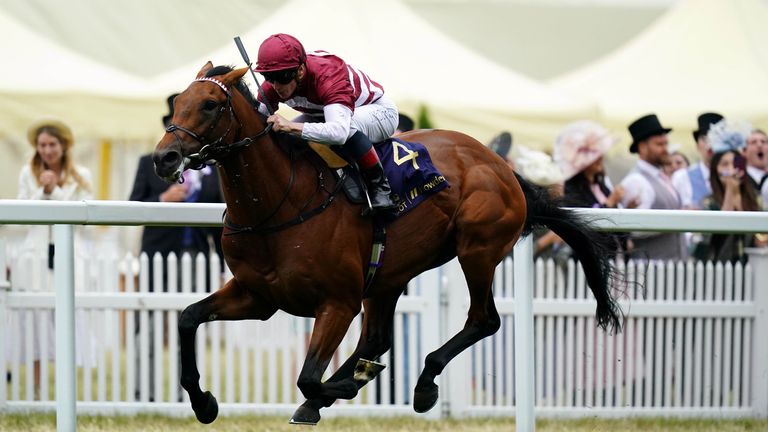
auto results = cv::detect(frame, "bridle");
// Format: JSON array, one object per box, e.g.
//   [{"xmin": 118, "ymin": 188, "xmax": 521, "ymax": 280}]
[
  {"xmin": 164, "ymin": 76, "xmax": 272, "ymax": 170},
  {"xmin": 165, "ymin": 75, "xmax": 344, "ymax": 235}
]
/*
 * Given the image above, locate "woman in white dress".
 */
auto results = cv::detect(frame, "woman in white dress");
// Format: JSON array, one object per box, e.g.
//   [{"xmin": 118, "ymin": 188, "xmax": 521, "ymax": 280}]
[{"xmin": 11, "ymin": 118, "xmax": 95, "ymax": 397}]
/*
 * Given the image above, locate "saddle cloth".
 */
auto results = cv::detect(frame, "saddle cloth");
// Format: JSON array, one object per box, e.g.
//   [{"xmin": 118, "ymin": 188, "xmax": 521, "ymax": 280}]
[{"xmin": 310, "ymin": 137, "xmax": 449, "ymax": 220}]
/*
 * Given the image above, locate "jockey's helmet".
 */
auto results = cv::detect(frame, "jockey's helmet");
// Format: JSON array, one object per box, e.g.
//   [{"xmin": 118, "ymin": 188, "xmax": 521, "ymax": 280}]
[{"xmin": 253, "ymin": 33, "xmax": 306, "ymax": 73}]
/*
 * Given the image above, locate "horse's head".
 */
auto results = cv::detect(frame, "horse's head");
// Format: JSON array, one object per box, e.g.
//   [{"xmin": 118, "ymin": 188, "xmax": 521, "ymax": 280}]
[{"xmin": 153, "ymin": 61, "xmax": 250, "ymax": 182}]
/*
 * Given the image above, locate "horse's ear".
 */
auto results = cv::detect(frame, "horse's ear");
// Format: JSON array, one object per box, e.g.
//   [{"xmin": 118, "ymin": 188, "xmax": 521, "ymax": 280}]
[
  {"xmin": 196, "ymin": 61, "xmax": 214, "ymax": 79},
  {"xmin": 221, "ymin": 67, "xmax": 249, "ymax": 86}
]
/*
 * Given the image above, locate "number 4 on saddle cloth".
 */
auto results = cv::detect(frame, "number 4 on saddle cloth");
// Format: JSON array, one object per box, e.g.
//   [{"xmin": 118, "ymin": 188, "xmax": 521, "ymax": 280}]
[{"xmin": 308, "ymin": 137, "xmax": 450, "ymax": 221}]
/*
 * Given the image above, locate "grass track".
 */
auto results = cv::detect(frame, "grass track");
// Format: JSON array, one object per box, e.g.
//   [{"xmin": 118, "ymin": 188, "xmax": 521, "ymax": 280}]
[{"xmin": 1, "ymin": 414, "xmax": 766, "ymax": 432}]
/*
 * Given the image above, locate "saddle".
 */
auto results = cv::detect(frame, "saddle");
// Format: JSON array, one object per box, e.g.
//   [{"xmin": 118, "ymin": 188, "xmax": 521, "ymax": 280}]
[{"xmin": 307, "ymin": 141, "xmax": 366, "ymax": 205}]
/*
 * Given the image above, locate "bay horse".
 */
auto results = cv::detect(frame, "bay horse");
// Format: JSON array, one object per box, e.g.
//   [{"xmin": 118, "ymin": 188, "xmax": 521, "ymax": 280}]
[{"xmin": 153, "ymin": 62, "xmax": 621, "ymax": 425}]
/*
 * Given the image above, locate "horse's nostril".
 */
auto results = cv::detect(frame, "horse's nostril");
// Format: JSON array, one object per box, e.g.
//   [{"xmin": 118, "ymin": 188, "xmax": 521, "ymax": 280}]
[
  {"xmin": 153, "ymin": 150, "xmax": 182, "ymax": 174},
  {"xmin": 162, "ymin": 151, "xmax": 181, "ymax": 166}
]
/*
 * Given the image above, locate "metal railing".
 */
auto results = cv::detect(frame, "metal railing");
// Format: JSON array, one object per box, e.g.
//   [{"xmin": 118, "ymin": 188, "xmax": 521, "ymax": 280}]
[{"xmin": 1, "ymin": 199, "xmax": 767, "ymax": 432}]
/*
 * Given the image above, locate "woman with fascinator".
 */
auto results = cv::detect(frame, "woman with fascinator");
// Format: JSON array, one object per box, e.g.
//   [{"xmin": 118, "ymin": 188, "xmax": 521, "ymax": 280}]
[
  {"xmin": 553, "ymin": 121, "xmax": 636, "ymax": 255},
  {"xmin": 554, "ymin": 121, "xmax": 637, "ymax": 210},
  {"xmin": 695, "ymin": 119, "xmax": 766, "ymax": 262}
]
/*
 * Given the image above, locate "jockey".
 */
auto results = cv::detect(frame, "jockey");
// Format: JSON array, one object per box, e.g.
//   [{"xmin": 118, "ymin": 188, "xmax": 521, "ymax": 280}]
[{"xmin": 253, "ymin": 33, "xmax": 399, "ymax": 213}]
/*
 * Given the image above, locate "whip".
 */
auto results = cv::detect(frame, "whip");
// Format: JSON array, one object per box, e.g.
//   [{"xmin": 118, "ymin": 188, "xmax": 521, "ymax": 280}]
[{"xmin": 233, "ymin": 36, "xmax": 274, "ymax": 116}]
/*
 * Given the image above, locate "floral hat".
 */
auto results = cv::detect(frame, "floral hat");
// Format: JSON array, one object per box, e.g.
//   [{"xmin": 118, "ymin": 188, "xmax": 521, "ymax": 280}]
[
  {"xmin": 707, "ymin": 118, "xmax": 752, "ymax": 154},
  {"xmin": 514, "ymin": 145, "xmax": 563, "ymax": 187},
  {"xmin": 553, "ymin": 120, "xmax": 617, "ymax": 180}
]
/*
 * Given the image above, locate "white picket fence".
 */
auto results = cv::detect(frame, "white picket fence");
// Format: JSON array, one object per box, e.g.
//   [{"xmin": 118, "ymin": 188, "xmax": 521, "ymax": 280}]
[{"xmin": 2, "ymin": 246, "xmax": 766, "ymax": 419}]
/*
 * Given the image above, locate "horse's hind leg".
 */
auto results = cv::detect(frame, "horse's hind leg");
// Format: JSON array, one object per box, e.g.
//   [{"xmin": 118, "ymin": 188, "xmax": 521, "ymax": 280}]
[
  {"xmin": 413, "ymin": 255, "xmax": 504, "ymax": 413},
  {"xmin": 291, "ymin": 293, "xmax": 401, "ymax": 425},
  {"xmin": 179, "ymin": 278, "xmax": 276, "ymax": 424}
]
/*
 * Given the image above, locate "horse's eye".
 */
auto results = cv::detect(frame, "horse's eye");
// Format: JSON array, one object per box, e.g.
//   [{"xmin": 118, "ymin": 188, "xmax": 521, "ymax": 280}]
[{"xmin": 202, "ymin": 100, "xmax": 218, "ymax": 111}]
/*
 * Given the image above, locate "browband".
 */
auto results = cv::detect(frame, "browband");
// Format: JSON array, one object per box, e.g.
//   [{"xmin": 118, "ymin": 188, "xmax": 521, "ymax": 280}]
[{"xmin": 193, "ymin": 77, "xmax": 231, "ymax": 96}]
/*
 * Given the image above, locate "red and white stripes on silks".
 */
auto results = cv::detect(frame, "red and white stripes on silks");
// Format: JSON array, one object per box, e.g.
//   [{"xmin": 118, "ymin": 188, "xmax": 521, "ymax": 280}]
[{"xmin": 310, "ymin": 50, "xmax": 384, "ymax": 107}]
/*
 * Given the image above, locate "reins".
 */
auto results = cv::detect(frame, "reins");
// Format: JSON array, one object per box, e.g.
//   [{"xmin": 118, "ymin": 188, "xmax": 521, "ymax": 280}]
[
  {"xmin": 171, "ymin": 73, "xmax": 343, "ymax": 235},
  {"xmin": 165, "ymin": 77, "xmax": 273, "ymax": 170}
]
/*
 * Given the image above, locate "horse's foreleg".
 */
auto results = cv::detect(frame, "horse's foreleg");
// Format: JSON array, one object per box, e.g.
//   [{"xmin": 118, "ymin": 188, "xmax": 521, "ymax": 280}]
[
  {"xmin": 292, "ymin": 294, "xmax": 400, "ymax": 424},
  {"xmin": 179, "ymin": 278, "xmax": 275, "ymax": 424}
]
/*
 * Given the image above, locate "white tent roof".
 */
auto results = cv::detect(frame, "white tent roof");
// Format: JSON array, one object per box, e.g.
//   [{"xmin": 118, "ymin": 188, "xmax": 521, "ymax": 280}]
[
  {"xmin": 0, "ymin": 9, "xmax": 165, "ymax": 144},
  {"xmin": 150, "ymin": 0, "xmax": 594, "ymax": 143},
  {"xmin": 0, "ymin": 9, "xmax": 154, "ymax": 97},
  {"xmin": 552, "ymin": 0, "xmax": 768, "ymax": 130}
]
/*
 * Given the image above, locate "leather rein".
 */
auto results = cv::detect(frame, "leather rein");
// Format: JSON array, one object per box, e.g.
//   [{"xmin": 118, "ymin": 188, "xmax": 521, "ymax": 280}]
[{"xmin": 166, "ymin": 76, "xmax": 344, "ymax": 235}]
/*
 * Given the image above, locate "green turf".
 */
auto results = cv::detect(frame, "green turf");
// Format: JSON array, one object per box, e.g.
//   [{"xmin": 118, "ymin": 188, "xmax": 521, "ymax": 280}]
[{"xmin": 0, "ymin": 415, "xmax": 765, "ymax": 432}]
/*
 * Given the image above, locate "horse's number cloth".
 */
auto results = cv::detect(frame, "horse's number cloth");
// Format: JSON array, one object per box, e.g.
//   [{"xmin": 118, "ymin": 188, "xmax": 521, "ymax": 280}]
[{"xmin": 376, "ymin": 137, "xmax": 449, "ymax": 218}]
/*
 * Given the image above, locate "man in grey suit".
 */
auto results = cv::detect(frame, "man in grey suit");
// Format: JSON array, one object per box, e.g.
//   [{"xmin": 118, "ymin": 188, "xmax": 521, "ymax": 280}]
[{"xmin": 620, "ymin": 114, "xmax": 686, "ymax": 261}]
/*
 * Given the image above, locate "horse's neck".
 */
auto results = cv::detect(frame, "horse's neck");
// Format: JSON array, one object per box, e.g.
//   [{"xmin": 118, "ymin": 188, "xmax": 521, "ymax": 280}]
[{"xmin": 218, "ymin": 116, "xmax": 309, "ymax": 227}]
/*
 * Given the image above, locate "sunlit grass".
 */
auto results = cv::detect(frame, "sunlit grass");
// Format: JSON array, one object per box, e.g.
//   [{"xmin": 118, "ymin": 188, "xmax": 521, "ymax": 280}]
[{"xmin": 0, "ymin": 414, "xmax": 765, "ymax": 432}]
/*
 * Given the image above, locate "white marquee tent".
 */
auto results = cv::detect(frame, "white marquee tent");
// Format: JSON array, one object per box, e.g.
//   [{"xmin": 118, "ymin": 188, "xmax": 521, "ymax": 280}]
[
  {"xmin": 0, "ymin": 9, "xmax": 165, "ymax": 142},
  {"xmin": 150, "ymin": 0, "xmax": 596, "ymax": 146},
  {"xmin": 552, "ymin": 0, "xmax": 768, "ymax": 147},
  {"xmin": 0, "ymin": 9, "xmax": 169, "ymax": 200}
]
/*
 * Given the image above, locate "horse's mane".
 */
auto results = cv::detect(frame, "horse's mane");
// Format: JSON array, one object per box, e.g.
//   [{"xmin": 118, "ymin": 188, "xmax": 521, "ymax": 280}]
[{"xmin": 206, "ymin": 65, "xmax": 261, "ymax": 111}]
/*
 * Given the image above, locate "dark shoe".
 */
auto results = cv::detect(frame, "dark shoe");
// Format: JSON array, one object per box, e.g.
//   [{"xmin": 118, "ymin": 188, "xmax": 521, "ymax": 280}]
[{"xmin": 362, "ymin": 162, "xmax": 397, "ymax": 213}]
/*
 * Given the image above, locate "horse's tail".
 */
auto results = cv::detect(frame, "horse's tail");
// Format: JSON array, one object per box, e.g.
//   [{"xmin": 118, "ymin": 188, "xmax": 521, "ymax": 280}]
[{"xmin": 515, "ymin": 172, "xmax": 622, "ymax": 332}]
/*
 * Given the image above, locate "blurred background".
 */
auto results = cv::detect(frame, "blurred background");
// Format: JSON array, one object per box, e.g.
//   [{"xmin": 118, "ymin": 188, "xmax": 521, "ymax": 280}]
[{"xmin": 1, "ymin": 0, "xmax": 765, "ymax": 202}]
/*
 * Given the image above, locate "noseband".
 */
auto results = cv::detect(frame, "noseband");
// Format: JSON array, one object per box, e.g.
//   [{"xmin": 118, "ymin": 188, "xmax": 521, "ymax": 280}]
[{"xmin": 165, "ymin": 76, "xmax": 272, "ymax": 170}]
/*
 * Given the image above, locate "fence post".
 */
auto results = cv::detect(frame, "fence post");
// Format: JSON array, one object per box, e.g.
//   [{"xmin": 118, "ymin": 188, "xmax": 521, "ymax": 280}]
[
  {"xmin": 417, "ymin": 266, "xmax": 442, "ymax": 420},
  {"xmin": 54, "ymin": 225, "xmax": 76, "ymax": 432},
  {"xmin": 514, "ymin": 236, "xmax": 535, "ymax": 432},
  {"xmin": 0, "ymin": 240, "xmax": 8, "ymax": 411},
  {"xmin": 746, "ymin": 247, "xmax": 768, "ymax": 418},
  {"xmin": 443, "ymin": 257, "xmax": 470, "ymax": 418}
]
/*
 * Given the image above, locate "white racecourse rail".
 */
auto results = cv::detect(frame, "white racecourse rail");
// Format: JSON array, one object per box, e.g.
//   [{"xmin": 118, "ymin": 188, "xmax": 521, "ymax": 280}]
[{"xmin": 1, "ymin": 200, "xmax": 767, "ymax": 431}]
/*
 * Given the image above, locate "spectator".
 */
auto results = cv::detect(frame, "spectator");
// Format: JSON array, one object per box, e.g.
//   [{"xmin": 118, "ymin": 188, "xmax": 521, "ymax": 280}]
[
  {"xmin": 554, "ymin": 120, "xmax": 633, "ymax": 256},
  {"xmin": 129, "ymin": 93, "xmax": 224, "ymax": 289},
  {"xmin": 620, "ymin": 114, "xmax": 686, "ymax": 261},
  {"xmin": 664, "ymin": 145, "xmax": 691, "ymax": 177},
  {"xmin": 696, "ymin": 119, "xmax": 766, "ymax": 261},
  {"xmin": 743, "ymin": 129, "xmax": 767, "ymax": 197},
  {"xmin": 553, "ymin": 120, "xmax": 630, "ymax": 209},
  {"xmin": 128, "ymin": 94, "xmax": 224, "ymax": 401},
  {"xmin": 395, "ymin": 113, "xmax": 414, "ymax": 134},
  {"xmin": 12, "ymin": 118, "xmax": 96, "ymax": 397},
  {"xmin": 672, "ymin": 112, "xmax": 723, "ymax": 210},
  {"xmin": 514, "ymin": 145, "xmax": 569, "ymax": 262}
]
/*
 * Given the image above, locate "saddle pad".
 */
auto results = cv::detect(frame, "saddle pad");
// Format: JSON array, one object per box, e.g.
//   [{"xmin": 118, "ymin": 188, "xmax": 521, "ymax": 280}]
[
  {"xmin": 308, "ymin": 141, "xmax": 348, "ymax": 168},
  {"xmin": 377, "ymin": 137, "xmax": 449, "ymax": 218}
]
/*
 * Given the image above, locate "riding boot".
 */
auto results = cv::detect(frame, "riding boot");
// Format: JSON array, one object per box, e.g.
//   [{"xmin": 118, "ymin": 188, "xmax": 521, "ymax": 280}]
[{"xmin": 361, "ymin": 161, "xmax": 397, "ymax": 213}]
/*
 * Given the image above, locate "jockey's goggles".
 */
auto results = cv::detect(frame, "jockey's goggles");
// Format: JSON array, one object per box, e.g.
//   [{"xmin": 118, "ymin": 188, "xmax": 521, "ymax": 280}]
[{"xmin": 261, "ymin": 69, "xmax": 298, "ymax": 85}]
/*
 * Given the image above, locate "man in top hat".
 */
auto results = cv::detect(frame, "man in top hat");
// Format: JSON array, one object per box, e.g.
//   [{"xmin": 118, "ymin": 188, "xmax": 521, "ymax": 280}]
[
  {"xmin": 620, "ymin": 113, "xmax": 686, "ymax": 261},
  {"xmin": 671, "ymin": 112, "xmax": 723, "ymax": 209}
]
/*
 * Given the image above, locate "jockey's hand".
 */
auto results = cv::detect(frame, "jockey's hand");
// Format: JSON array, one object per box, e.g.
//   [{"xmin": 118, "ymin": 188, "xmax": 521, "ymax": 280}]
[{"xmin": 267, "ymin": 114, "xmax": 302, "ymax": 136}]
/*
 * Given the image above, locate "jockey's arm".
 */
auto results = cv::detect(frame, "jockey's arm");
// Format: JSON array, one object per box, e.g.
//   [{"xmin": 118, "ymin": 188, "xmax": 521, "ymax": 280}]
[{"xmin": 300, "ymin": 103, "xmax": 352, "ymax": 146}]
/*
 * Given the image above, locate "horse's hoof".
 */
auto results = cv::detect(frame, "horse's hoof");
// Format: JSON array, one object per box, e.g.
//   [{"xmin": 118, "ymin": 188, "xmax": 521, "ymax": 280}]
[
  {"xmin": 413, "ymin": 381, "xmax": 439, "ymax": 413},
  {"xmin": 289, "ymin": 404, "xmax": 321, "ymax": 425},
  {"xmin": 192, "ymin": 391, "xmax": 218, "ymax": 424}
]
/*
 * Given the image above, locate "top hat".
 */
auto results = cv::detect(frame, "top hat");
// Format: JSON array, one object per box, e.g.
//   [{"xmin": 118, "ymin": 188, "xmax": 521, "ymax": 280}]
[
  {"xmin": 162, "ymin": 93, "xmax": 179, "ymax": 127},
  {"xmin": 628, "ymin": 114, "xmax": 672, "ymax": 153},
  {"xmin": 27, "ymin": 118, "xmax": 74, "ymax": 148},
  {"xmin": 692, "ymin": 112, "xmax": 723, "ymax": 141}
]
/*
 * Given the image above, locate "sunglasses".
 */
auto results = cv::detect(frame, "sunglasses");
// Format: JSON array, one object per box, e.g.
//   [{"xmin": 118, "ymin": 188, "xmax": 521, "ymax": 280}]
[{"xmin": 262, "ymin": 69, "xmax": 297, "ymax": 85}]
